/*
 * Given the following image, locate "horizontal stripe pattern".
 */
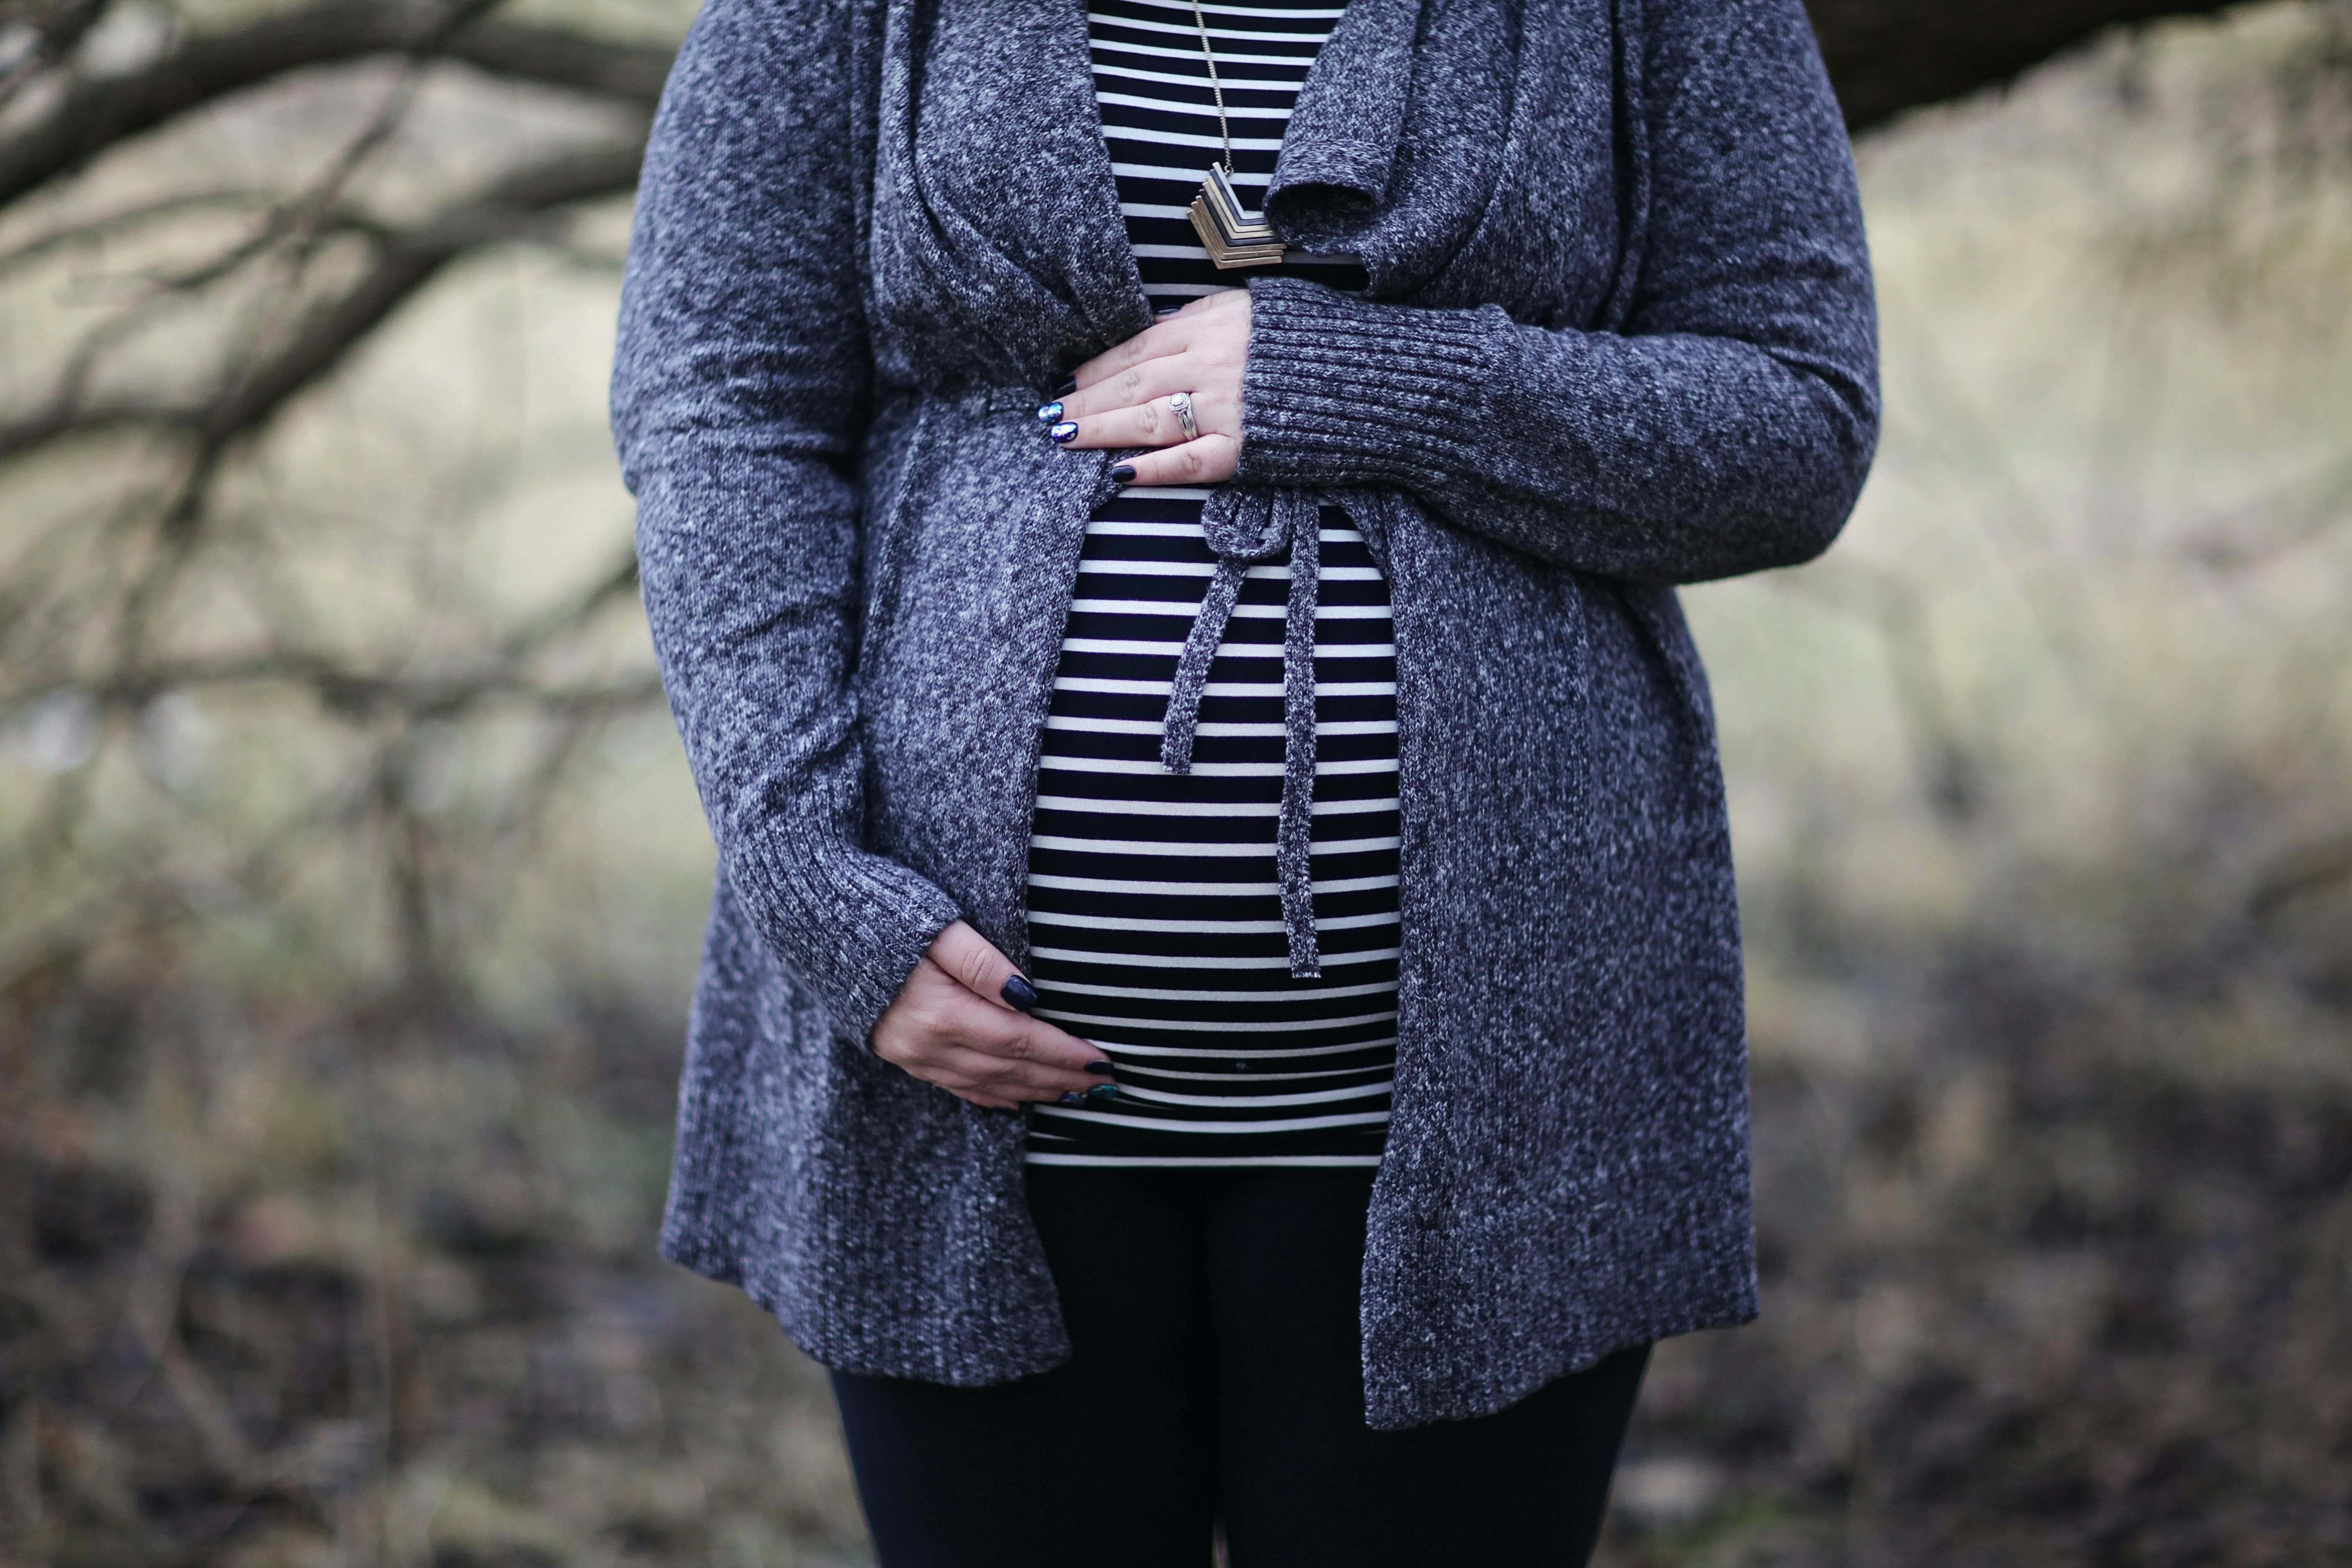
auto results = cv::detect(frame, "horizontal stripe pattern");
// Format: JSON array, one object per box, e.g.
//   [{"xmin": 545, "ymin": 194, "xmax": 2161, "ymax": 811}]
[
  {"xmin": 1025, "ymin": 493, "xmax": 1399, "ymax": 1167},
  {"xmin": 1025, "ymin": 0, "xmax": 1389, "ymax": 1168},
  {"xmin": 1087, "ymin": 0, "xmax": 1368, "ymax": 307}
]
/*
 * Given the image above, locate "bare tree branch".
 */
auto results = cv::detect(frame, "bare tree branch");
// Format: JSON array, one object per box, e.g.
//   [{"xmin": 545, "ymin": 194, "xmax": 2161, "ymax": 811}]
[
  {"xmin": 495, "ymin": 550, "xmax": 642, "ymax": 663},
  {"xmin": 0, "ymin": 141, "xmax": 642, "ymax": 467},
  {"xmin": 2181, "ymin": 455, "xmax": 2352, "ymax": 571},
  {"xmin": 0, "ymin": 0, "xmax": 668, "ymax": 210},
  {"xmin": 0, "ymin": 0, "xmax": 2263, "ymax": 271},
  {"xmin": 0, "ymin": 0, "xmax": 2261, "ymax": 227},
  {"xmin": 197, "ymin": 140, "xmax": 643, "ymax": 448},
  {"xmin": 5, "ymin": 650, "xmax": 660, "ymax": 726},
  {"xmin": 0, "ymin": 399, "xmax": 186, "ymax": 457},
  {"xmin": 2250, "ymin": 832, "xmax": 2352, "ymax": 923},
  {"xmin": 0, "ymin": 189, "xmax": 280, "ymax": 277},
  {"xmin": 1811, "ymin": 0, "xmax": 2243, "ymax": 131},
  {"xmin": 0, "ymin": 0, "xmax": 109, "ymax": 113},
  {"xmin": 447, "ymin": 15, "xmax": 676, "ymax": 105},
  {"xmin": 157, "ymin": 54, "xmax": 432, "ymax": 294}
]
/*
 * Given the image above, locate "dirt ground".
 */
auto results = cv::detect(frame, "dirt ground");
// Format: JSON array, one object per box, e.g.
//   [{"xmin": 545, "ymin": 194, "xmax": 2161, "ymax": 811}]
[{"xmin": 4, "ymin": 922, "xmax": 2347, "ymax": 1566}]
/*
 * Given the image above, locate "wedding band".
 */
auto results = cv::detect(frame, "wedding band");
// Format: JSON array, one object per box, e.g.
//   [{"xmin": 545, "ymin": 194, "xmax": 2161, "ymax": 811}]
[{"xmin": 1168, "ymin": 390, "xmax": 1199, "ymax": 442}]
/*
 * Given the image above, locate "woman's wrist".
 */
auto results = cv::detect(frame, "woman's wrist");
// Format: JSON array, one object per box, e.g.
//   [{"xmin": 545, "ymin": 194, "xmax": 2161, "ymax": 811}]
[
  {"xmin": 724, "ymin": 824, "xmax": 963, "ymax": 1050},
  {"xmin": 1235, "ymin": 276, "xmax": 1503, "ymax": 494}
]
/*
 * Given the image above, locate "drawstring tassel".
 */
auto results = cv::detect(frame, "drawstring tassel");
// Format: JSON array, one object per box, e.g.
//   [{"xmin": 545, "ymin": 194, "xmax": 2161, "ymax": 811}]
[
  {"xmin": 1276, "ymin": 514, "xmax": 1320, "ymax": 977},
  {"xmin": 1158, "ymin": 558, "xmax": 1246, "ymax": 776},
  {"xmin": 1158, "ymin": 489, "xmax": 1324, "ymax": 979}
]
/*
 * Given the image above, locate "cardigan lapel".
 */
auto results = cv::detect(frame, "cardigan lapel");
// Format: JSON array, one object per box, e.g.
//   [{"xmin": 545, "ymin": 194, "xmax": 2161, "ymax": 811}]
[
  {"xmin": 1265, "ymin": 0, "xmax": 1421, "ymax": 237},
  {"xmin": 1268, "ymin": 0, "xmax": 1523, "ymax": 302},
  {"xmin": 870, "ymin": 0, "xmax": 1150, "ymax": 389},
  {"xmin": 994, "ymin": 0, "xmax": 1158, "ymax": 351},
  {"xmin": 871, "ymin": 0, "xmax": 1523, "ymax": 382}
]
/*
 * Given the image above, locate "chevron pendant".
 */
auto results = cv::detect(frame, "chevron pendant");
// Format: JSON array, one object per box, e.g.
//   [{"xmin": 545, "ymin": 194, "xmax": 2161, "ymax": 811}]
[{"xmin": 1188, "ymin": 164, "xmax": 1289, "ymax": 270}]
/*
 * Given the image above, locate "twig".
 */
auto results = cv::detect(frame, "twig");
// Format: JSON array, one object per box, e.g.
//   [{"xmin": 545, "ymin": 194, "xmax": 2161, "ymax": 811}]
[
  {"xmin": 0, "ymin": 139, "xmax": 645, "ymax": 470},
  {"xmin": 0, "ymin": 0, "xmax": 668, "ymax": 210},
  {"xmin": 495, "ymin": 548, "xmax": 642, "ymax": 663},
  {"xmin": 0, "ymin": 189, "xmax": 278, "ymax": 278},
  {"xmin": 152, "ymin": 0, "xmax": 513, "ymax": 295},
  {"xmin": 1767, "ymin": 564, "xmax": 1985, "ymax": 828},
  {"xmin": 151, "ymin": 72, "xmax": 427, "ymax": 295},
  {"xmin": 2, "ymin": 652, "xmax": 661, "ymax": 723},
  {"xmin": 0, "ymin": 0, "xmax": 109, "ymax": 114},
  {"xmin": 2249, "ymin": 833, "xmax": 2352, "ymax": 923},
  {"xmin": 2179, "ymin": 455, "xmax": 2352, "ymax": 572}
]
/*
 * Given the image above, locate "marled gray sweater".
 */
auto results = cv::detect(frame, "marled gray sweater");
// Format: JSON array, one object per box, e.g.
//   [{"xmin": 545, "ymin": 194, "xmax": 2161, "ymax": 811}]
[{"xmin": 611, "ymin": 0, "xmax": 1877, "ymax": 1429}]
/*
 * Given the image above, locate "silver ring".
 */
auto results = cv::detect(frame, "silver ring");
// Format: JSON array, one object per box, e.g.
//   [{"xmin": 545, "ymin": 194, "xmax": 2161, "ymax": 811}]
[{"xmin": 1167, "ymin": 390, "xmax": 1199, "ymax": 442}]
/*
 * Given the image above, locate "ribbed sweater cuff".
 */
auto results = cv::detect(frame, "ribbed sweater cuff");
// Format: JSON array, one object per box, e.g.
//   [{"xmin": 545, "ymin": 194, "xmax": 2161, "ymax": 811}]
[
  {"xmin": 729, "ymin": 824, "xmax": 962, "ymax": 1049},
  {"xmin": 1237, "ymin": 276, "xmax": 1505, "ymax": 492}
]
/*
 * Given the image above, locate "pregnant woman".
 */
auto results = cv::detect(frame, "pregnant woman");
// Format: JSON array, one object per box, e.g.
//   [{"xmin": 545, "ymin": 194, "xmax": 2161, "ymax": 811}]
[{"xmin": 610, "ymin": 0, "xmax": 1876, "ymax": 1561}]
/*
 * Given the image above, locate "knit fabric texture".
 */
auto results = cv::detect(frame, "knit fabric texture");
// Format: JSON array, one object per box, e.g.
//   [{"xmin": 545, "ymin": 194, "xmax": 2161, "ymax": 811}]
[{"xmin": 609, "ymin": 0, "xmax": 1879, "ymax": 1430}]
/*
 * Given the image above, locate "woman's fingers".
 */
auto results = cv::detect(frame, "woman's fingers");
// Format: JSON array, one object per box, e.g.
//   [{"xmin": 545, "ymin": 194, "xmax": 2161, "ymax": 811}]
[
  {"xmin": 920, "ymin": 1038, "xmax": 1099, "ymax": 1099},
  {"xmin": 894, "ymin": 1029, "xmax": 1109, "ymax": 1104},
  {"xmin": 1049, "ymin": 293, "xmax": 1249, "ymax": 462},
  {"xmin": 870, "ymin": 946, "xmax": 1117, "ymax": 1108},
  {"xmin": 924, "ymin": 921, "xmax": 1106, "ymax": 1073},
  {"xmin": 1110, "ymin": 433, "xmax": 1240, "ymax": 487},
  {"xmin": 1058, "ymin": 348, "xmax": 1235, "ymax": 427},
  {"xmin": 1070, "ymin": 289, "xmax": 1246, "ymax": 391},
  {"xmin": 1070, "ymin": 317, "xmax": 1187, "ymax": 391},
  {"xmin": 1050, "ymin": 388, "xmax": 1240, "ymax": 452},
  {"xmin": 952, "ymin": 992, "xmax": 1110, "ymax": 1083},
  {"xmin": 928, "ymin": 918, "xmax": 1043, "ymax": 1014}
]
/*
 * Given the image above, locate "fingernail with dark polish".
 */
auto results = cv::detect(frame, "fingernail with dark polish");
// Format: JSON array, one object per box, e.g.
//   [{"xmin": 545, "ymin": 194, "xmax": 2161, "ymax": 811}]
[
  {"xmin": 1048, "ymin": 420, "xmax": 1079, "ymax": 444},
  {"xmin": 1086, "ymin": 1083, "xmax": 1120, "ymax": 1103},
  {"xmin": 1157, "ymin": 304, "xmax": 1183, "ymax": 315},
  {"xmin": 1109, "ymin": 464, "xmax": 1136, "ymax": 485},
  {"xmin": 1002, "ymin": 974, "xmax": 1039, "ymax": 1011},
  {"xmin": 1035, "ymin": 401, "xmax": 1063, "ymax": 423},
  {"xmin": 1059, "ymin": 1091, "xmax": 1085, "ymax": 1105},
  {"xmin": 1054, "ymin": 376, "xmax": 1077, "ymax": 397},
  {"xmin": 1085, "ymin": 1060, "xmax": 1115, "ymax": 1075}
]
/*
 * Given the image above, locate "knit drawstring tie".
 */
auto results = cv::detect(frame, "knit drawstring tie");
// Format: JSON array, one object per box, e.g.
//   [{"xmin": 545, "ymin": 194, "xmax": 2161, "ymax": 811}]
[{"xmin": 1158, "ymin": 487, "xmax": 1323, "ymax": 979}]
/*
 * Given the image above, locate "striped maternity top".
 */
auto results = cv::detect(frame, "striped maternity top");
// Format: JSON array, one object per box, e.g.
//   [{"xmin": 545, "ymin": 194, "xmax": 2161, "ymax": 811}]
[{"xmin": 1022, "ymin": 0, "xmax": 1399, "ymax": 1168}]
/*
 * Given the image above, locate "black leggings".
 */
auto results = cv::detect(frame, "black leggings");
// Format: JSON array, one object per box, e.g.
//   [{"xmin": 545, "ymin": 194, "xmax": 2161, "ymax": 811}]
[{"xmin": 830, "ymin": 1166, "xmax": 1649, "ymax": 1568}]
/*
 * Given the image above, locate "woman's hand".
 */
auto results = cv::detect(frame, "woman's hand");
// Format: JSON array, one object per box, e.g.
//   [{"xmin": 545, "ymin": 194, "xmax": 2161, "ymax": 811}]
[
  {"xmin": 1042, "ymin": 291, "xmax": 1249, "ymax": 486},
  {"xmin": 871, "ymin": 920, "xmax": 1117, "ymax": 1111}
]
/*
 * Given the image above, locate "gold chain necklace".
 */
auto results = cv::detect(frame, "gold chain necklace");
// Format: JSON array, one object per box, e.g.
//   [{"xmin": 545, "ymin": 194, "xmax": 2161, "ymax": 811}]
[
  {"xmin": 1187, "ymin": 0, "xmax": 1235, "ymax": 175},
  {"xmin": 1185, "ymin": 0, "xmax": 1288, "ymax": 268}
]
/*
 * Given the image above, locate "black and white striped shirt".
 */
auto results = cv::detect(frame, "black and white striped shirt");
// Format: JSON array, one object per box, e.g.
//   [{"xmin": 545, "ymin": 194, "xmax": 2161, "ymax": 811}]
[{"xmin": 1023, "ymin": 0, "xmax": 1398, "ymax": 1168}]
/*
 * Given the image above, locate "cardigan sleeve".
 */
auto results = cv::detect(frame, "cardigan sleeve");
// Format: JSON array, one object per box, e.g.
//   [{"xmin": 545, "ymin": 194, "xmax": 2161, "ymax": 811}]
[
  {"xmin": 611, "ymin": 0, "xmax": 959, "ymax": 1044},
  {"xmin": 1232, "ymin": 0, "xmax": 1881, "ymax": 585}
]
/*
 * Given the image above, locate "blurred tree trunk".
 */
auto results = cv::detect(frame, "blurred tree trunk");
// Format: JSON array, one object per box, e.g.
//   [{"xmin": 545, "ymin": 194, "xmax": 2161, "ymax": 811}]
[
  {"xmin": 0, "ymin": 0, "xmax": 2254, "ymax": 211},
  {"xmin": 1815, "ymin": 0, "xmax": 2244, "ymax": 129},
  {"xmin": 0, "ymin": 0, "xmax": 2257, "ymax": 444},
  {"xmin": 0, "ymin": 0, "xmax": 2261, "ymax": 691},
  {"xmin": 0, "ymin": 0, "xmax": 2247, "ymax": 495},
  {"xmin": 0, "ymin": 0, "xmax": 2253, "ymax": 995},
  {"xmin": 0, "ymin": 0, "xmax": 2251, "ymax": 251}
]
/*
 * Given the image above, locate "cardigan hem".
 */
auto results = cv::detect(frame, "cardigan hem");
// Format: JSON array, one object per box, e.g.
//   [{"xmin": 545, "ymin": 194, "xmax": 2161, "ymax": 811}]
[{"xmin": 1361, "ymin": 1294, "xmax": 1762, "ymax": 1431}]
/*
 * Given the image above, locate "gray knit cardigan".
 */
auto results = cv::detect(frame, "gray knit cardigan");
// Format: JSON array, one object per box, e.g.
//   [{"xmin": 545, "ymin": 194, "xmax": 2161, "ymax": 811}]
[{"xmin": 610, "ymin": 0, "xmax": 1878, "ymax": 1430}]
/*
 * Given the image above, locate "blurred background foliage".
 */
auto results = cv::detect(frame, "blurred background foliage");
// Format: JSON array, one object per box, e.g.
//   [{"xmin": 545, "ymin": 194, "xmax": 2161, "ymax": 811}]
[{"xmin": 0, "ymin": 1, "xmax": 2347, "ymax": 1564}]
